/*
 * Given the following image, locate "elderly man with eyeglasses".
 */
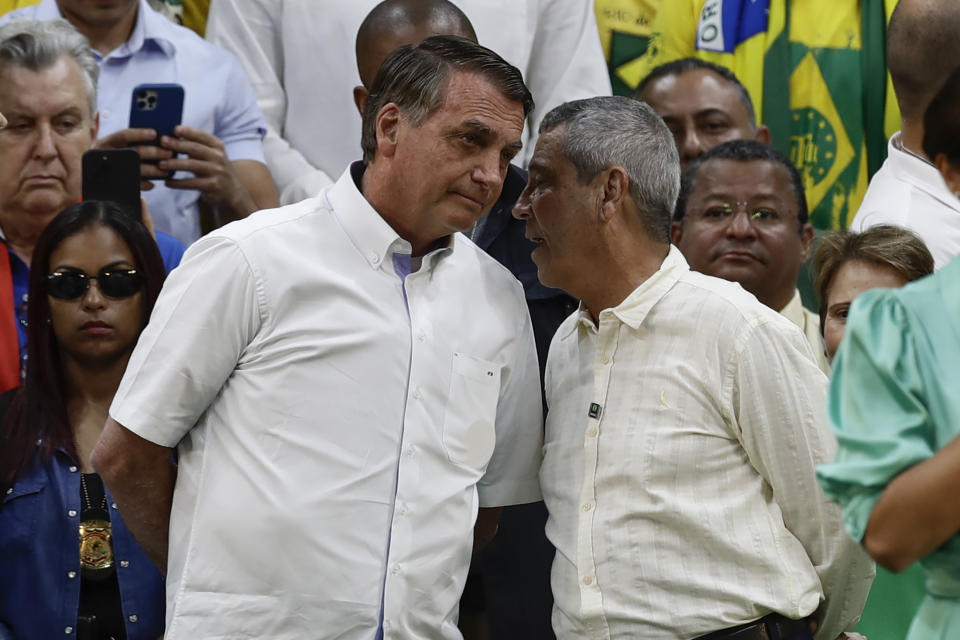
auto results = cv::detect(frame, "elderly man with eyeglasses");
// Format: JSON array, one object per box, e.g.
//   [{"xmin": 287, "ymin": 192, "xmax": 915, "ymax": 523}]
[{"xmin": 671, "ymin": 139, "xmax": 829, "ymax": 373}]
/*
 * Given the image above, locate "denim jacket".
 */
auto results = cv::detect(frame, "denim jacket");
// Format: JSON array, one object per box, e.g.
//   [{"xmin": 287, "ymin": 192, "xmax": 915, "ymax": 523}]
[{"xmin": 0, "ymin": 443, "xmax": 164, "ymax": 639}]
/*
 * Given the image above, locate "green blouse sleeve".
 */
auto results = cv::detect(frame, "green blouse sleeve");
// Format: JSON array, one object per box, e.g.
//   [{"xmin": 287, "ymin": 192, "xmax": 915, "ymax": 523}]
[{"xmin": 817, "ymin": 288, "xmax": 934, "ymax": 543}]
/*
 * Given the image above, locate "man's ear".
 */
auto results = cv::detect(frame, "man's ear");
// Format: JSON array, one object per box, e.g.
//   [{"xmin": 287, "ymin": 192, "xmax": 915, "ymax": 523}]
[
  {"xmin": 799, "ymin": 222, "xmax": 815, "ymax": 262},
  {"xmin": 754, "ymin": 124, "xmax": 772, "ymax": 145},
  {"xmin": 670, "ymin": 220, "xmax": 684, "ymax": 245},
  {"xmin": 375, "ymin": 103, "xmax": 402, "ymax": 158},
  {"xmin": 598, "ymin": 167, "xmax": 629, "ymax": 221},
  {"xmin": 353, "ymin": 86, "xmax": 369, "ymax": 116}
]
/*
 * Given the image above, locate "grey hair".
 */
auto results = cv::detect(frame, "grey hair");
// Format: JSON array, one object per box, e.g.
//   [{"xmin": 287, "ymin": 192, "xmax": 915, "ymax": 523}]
[
  {"xmin": 539, "ymin": 96, "xmax": 681, "ymax": 243},
  {"xmin": 0, "ymin": 19, "xmax": 99, "ymax": 117}
]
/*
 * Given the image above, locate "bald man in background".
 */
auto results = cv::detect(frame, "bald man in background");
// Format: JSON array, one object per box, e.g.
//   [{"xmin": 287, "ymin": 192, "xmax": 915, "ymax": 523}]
[
  {"xmin": 350, "ymin": 4, "xmax": 575, "ymax": 638},
  {"xmin": 206, "ymin": 0, "xmax": 610, "ymax": 205}
]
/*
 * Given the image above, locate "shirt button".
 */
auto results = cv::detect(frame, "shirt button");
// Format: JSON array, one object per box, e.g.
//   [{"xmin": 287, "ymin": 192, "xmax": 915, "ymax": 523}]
[
  {"xmin": 582, "ymin": 502, "xmax": 593, "ymax": 512},
  {"xmin": 587, "ymin": 427, "xmax": 598, "ymax": 437},
  {"xmin": 391, "ymin": 563, "xmax": 401, "ymax": 575},
  {"xmin": 67, "ymin": 571, "xmax": 77, "ymax": 579},
  {"xmin": 69, "ymin": 466, "xmax": 78, "ymax": 473},
  {"xmin": 417, "ymin": 331, "xmax": 426, "ymax": 342},
  {"xmin": 600, "ymin": 353, "xmax": 611, "ymax": 364},
  {"xmin": 369, "ymin": 252, "xmax": 380, "ymax": 264},
  {"xmin": 120, "ymin": 560, "xmax": 130, "ymax": 568},
  {"xmin": 405, "ymin": 445, "xmax": 416, "ymax": 457},
  {"xmin": 583, "ymin": 576, "xmax": 594, "ymax": 586},
  {"xmin": 67, "ymin": 509, "xmax": 77, "ymax": 517},
  {"xmin": 128, "ymin": 615, "xmax": 138, "ymax": 623},
  {"xmin": 5, "ymin": 487, "xmax": 12, "ymax": 495},
  {"xmin": 102, "ymin": 109, "xmax": 111, "ymax": 119},
  {"xmin": 65, "ymin": 627, "xmax": 73, "ymax": 634},
  {"xmin": 111, "ymin": 502, "xmax": 118, "ymax": 509},
  {"xmin": 413, "ymin": 388, "xmax": 422, "ymax": 400}
]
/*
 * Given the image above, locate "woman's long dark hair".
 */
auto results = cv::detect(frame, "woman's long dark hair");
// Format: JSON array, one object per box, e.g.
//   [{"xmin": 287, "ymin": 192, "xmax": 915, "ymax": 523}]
[{"xmin": 0, "ymin": 201, "xmax": 166, "ymax": 493}]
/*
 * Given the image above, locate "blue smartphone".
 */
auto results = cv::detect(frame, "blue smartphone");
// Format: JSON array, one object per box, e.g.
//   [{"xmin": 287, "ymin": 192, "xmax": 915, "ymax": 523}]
[{"xmin": 129, "ymin": 83, "xmax": 183, "ymax": 143}]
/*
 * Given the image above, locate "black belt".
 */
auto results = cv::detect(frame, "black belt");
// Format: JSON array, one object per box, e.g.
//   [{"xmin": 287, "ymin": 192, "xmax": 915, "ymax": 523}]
[{"xmin": 693, "ymin": 613, "xmax": 814, "ymax": 640}]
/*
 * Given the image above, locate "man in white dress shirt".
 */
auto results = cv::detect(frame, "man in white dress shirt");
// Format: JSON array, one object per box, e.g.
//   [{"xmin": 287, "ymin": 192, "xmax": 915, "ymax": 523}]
[
  {"xmin": 91, "ymin": 36, "xmax": 544, "ymax": 639},
  {"xmin": 848, "ymin": 0, "xmax": 960, "ymax": 270},
  {"xmin": 513, "ymin": 96, "xmax": 872, "ymax": 639}
]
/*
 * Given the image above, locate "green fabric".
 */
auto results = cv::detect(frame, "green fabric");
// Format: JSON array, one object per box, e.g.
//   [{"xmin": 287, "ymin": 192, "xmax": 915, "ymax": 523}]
[
  {"xmin": 855, "ymin": 565, "xmax": 926, "ymax": 639},
  {"xmin": 762, "ymin": 2, "xmax": 792, "ymax": 157},
  {"xmin": 861, "ymin": 0, "xmax": 889, "ymax": 177},
  {"xmin": 818, "ymin": 256, "xmax": 960, "ymax": 640}
]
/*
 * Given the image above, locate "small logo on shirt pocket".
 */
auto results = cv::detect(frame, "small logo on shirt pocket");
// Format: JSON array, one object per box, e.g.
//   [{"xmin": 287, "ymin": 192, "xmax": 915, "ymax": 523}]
[{"xmin": 441, "ymin": 352, "xmax": 501, "ymax": 472}]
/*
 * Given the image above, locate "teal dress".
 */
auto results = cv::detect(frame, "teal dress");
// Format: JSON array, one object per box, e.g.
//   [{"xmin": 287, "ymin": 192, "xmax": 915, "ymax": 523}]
[{"xmin": 817, "ymin": 256, "xmax": 960, "ymax": 640}]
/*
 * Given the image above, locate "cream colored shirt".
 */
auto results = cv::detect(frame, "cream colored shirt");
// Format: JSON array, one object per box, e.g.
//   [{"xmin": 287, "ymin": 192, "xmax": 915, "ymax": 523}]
[
  {"xmin": 541, "ymin": 247, "xmax": 873, "ymax": 640},
  {"xmin": 780, "ymin": 289, "xmax": 831, "ymax": 374}
]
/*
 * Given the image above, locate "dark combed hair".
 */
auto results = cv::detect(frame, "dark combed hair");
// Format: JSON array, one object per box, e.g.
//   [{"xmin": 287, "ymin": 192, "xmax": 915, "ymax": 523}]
[
  {"xmin": 812, "ymin": 224, "xmax": 934, "ymax": 328},
  {"xmin": 360, "ymin": 34, "xmax": 533, "ymax": 163},
  {"xmin": 634, "ymin": 57, "xmax": 757, "ymax": 128},
  {"xmin": 0, "ymin": 201, "xmax": 167, "ymax": 493},
  {"xmin": 674, "ymin": 139, "xmax": 808, "ymax": 228},
  {"xmin": 923, "ymin": 63, "xmax": 960, "ymax": 165}
]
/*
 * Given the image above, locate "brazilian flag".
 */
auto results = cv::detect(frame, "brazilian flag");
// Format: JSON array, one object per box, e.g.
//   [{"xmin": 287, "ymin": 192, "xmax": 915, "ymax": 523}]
[
  {"xmin": 595, "ymin": 0, "xmax": 664, "ymax": 96},
  {"xmin": 637, "ymin": 0, "xmax": 899, "ymax": 230}
]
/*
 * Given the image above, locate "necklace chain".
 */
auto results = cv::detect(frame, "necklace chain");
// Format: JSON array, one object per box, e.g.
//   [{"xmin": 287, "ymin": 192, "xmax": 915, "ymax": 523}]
[{"xmin": 80, "ymin": 473, "xmax": 108, "ymax": 512}]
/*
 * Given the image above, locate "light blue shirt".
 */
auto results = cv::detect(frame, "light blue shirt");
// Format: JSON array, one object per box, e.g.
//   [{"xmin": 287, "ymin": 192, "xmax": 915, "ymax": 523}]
[{"xmin": 1, "ymin": 0, "xmax": 268, "ymax": 245}]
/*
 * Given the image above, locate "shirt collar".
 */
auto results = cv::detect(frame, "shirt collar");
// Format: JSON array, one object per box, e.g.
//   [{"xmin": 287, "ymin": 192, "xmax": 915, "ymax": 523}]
[
  {"xmin": 560, "ymin": 244, "xmax": 689, "ymax": 338},
  {"xmin": 778, "ymin": 289, "xmax": 806, "ymax": 331},
  {"xmin": 327, "ymin": 162, "xmax": 453, "ymax": 272},
  {"xmin": 887, "ymin": 132, "xmax": 960, "ymax": 211},
  {"xmin": 42, "ymin": 0, "xmax": 176, "ymax": 60}
]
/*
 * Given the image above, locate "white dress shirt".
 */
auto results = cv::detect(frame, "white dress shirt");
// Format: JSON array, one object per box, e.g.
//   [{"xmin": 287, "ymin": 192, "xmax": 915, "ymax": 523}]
[
  {"xmin": 540, "ymin": 247, "xmax": 873, "ymax": 640},
  {"xmin": 110, "ymin": 165, "xmax": 543, "ymax": 639},
  {"xmin": 205, "ymin": 0, "xmax": 612, "ymax": 204},
  {"xmin": 850, "ymin": 132, "xmax": 960, "ymax": 270}
]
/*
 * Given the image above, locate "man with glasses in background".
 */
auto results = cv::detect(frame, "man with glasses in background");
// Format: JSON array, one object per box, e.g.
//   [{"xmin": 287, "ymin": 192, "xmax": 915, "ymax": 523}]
[{"xmin": 671, "ymin": 139, "xmax": 829, "ymax": 372}]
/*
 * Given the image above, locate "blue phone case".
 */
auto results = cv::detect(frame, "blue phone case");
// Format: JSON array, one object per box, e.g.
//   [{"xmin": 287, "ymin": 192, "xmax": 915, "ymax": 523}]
[{"xmin": 129, "ymin": 83, "xmax": 184, "ymax": 144}]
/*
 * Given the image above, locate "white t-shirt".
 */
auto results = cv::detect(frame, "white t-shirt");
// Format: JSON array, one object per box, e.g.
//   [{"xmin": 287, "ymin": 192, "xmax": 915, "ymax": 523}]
[
  {"xmin": 850, "ymin": 132, "xmax": 960, "ymax": 270},
  {"xmin": 205, "ymin": 0, "xmax": 612, "ymax": 204},
  {"xmin": 110, "ymin": 165, "xmax": 543, "ymax": 639}
]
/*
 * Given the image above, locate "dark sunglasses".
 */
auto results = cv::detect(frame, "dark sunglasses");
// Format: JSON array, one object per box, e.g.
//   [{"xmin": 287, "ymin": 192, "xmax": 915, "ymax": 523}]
[{"xmin": 46, "ymin": 268, "xmax": 144, "ymax": 300}]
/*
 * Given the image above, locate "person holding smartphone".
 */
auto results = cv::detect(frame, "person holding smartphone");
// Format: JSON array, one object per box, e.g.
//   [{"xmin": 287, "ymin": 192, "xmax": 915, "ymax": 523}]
[
  {"xmin": 0, "ymin": 19, "xmax": 185, "ymax": 392},
  {"xmin": 0, "ymin": 0, "xmax": 279, "ymax": 246}
]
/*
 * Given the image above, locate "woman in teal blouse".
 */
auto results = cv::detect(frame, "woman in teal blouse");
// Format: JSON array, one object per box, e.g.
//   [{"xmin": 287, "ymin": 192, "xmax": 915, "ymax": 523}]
[{"xmin": 817, "ymin": 65, "xmax": 960, "ymax": 640}]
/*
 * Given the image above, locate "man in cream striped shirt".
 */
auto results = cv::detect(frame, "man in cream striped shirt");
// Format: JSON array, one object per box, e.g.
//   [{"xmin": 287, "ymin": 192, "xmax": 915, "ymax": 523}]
[{"xmin": 513, "ymin": 96, "xmax": 873, "ymax": 640}]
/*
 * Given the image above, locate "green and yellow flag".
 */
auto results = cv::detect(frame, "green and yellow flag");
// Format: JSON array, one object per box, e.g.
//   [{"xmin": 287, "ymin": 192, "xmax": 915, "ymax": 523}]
[
  {"xmin": 638, "ymin": 0, "xmax": 899, "ymax": 230},
  {"xmin": 595, "ymin": 0, "xmax": 664, "ymax": 96}
]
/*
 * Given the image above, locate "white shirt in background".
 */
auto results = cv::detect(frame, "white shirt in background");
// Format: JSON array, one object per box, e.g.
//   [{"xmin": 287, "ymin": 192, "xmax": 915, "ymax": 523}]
[
  {"xmin": 205, "ymin": 0, "xmax": 612, "ymax": 204},
  {"xmin": 110, "ymin": 165, "xmax": 544, "ymax": 639},
  {"xmin": 540, "ymin": 247, "xmax": 873, "ymax": 640},
  {"xmin": 850, "ymin": 132, "xmax": 960, "ymax": 271}
]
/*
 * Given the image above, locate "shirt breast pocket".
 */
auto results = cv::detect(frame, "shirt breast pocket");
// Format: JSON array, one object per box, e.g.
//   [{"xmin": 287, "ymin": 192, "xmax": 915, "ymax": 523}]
[
  {"xmin": 442, "ymin": 352, "xmax": 502, "ymax": 472},
  {"xmin": 0, "ymin": 481, "xmax": 45, "ymax": 547}
]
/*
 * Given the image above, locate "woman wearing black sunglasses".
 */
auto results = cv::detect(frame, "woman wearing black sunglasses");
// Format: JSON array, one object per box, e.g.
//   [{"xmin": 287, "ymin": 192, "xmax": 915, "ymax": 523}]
[{"xmin": 0, "ymin": 201, "xmax": 167, "ymax": 640}]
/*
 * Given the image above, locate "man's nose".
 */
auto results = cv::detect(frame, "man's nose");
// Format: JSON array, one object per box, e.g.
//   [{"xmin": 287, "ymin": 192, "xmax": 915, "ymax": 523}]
[
  {"xmin": 33, "ymin": 123, "xmax": 58, "ymax": 159},
  {"xmin": 680, "ymin": 129, "xmax": 707, "ymax": 165},
  {"xmin": 512, "ymin": 185, "xmax": 532, "ymax": 220},
  {"xmin": 472, "ymin": 149, "xmax": 503, "ymax": 189},
  {"xmin": 726, "ymin": 208, "xmax": 758, "ymax": 238}
]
